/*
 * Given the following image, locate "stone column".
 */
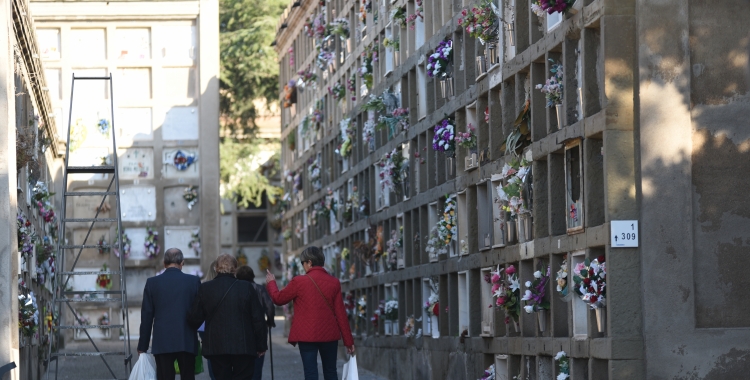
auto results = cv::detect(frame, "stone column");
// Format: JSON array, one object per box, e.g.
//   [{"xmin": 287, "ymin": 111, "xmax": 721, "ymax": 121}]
[
  {"xmin": 198, "ymin": 0, "xmax": 221, "ymax": 275},
  {"xmin": 0, "ymin": 0, "xmax": 20, "ymax": 377}
]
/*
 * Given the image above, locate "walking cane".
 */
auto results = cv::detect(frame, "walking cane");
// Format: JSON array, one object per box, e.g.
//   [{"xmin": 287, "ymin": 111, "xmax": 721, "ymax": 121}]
[{"xmin": 268, "ymin": 326, "xmax": 274, "ymax": 380}]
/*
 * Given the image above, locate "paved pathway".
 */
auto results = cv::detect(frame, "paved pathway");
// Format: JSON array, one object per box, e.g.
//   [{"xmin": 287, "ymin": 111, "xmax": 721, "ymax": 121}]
[{"xmin": 50, "ymin": 318, "xmax": 384, "ymax": 380}]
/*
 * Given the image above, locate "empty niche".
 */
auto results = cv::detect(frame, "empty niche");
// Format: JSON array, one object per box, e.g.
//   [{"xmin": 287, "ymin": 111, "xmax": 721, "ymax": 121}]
[
  {"xmin": 164, "ymin": 186, "xmax": 200, "ymax": 225},
  {"xmin": 477, "ymin": 181, "xmax": 493, "ymax": 250},
  {"xmin": 72, "ymin": 228, "xmax": 111, "ymax": 263},
  {"xmin": 70, "ymin": 188, "xmax": 111, "ymax": 221},
  {"xmin": 565, "ymin": 139, "xmax": 584, "ymax": 233},
  {"xmin": 117, "ymin": 107, "xmax": 153, "ymax": 143},
  {"xmin": 491, "ymin": 174, "xmax": 507, "ymax": 247},
  {"xmin": 120, "ymin": 186, "xmax": 156, "ymax": 222},
  {"xmin": 457, "ymin": 191, "xmax": 469, "ymax": 255},
  {"xmin": 161, "ymin": 107, "xmax": 199, "ymax": 141},
  {"xmin": 458, "ymin": 271, "xmax": 470, "ymax": 337},
  {"xmin": 118, "ymin": 148, "xmax": 154, "ymax": 179},
  {"xmin": 163, "ymin": 148, "xmax": 200, "ymax": 179},
  {"xmin": 480, "ymin": 267, "xmax": 495, "ymax": 336}
]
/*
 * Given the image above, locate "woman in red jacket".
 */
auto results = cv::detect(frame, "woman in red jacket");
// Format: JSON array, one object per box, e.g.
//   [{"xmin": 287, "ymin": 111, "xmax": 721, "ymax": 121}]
[{"xmin": 265, "ymin": 246, "xmax": 355, "ymax": 380}]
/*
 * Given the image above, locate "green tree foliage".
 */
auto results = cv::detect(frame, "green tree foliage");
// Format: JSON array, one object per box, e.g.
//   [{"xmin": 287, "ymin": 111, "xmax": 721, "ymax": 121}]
[
  {"xmin": 220, "ymin": 0, "xmax": 286, "ymax": 135},
  {"xmin": 220, "ymin": 138, "xmax": 283, "ymax": 208}
]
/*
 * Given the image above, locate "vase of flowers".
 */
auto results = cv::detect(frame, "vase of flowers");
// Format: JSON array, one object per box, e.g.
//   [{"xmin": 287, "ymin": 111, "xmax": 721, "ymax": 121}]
[
  {"xmin": 432, "ymin": 118, "xmax": 456, "ymax": 156},
  {"xmin": 98, "ymin": 312, "xmax": 110, "ymax": 334},
  {"xmin": 492, "ymin": 265, "xmax": 521, "ymax": 331},
  {"xmin": 144, "ymin": 227, "xmax": 160, "ymax": 259},
  {"xmin": 536, "ymin": 60, "xmax": 564, "ymax": 128},
  {"xmin": 531, "ymin": 0, "xmax": 576, "ymax": 16},
  {"xmin": 96, "ymin": 263, "xmax": 112, "ymax": 290},
  {"xmin": 496, "ymin": 158, "xmax": 532, "ymax": 219},
  {"xmin": 384, "ymin": 299, "xmax": 398, "ymax": 335},
  {"xmin": 428, "ymin": 39, "xmax": 452, "ymax": 80},
  {"xmin": 424, "ymin": 294, "xmax": 440, "ymax": 338},
  {"xmin": 522, "ymin": 266, "xmax": 550, "ymax": 331},
  {"xmin": 96, "ymin": 235, "xmax": 110, "ymax": 255},
  {"xmin": 572, "ymin": 256, "xmax": 606, "ymax": 332},
  {"xmin": 458, "ymin": 0, "xmax": 500, "ymax": 45}
]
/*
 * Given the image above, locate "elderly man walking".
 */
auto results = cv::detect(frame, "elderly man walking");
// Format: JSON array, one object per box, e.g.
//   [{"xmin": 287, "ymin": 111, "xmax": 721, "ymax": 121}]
[
  {"xmin": 138, "ymin": 248, "xmax": 201, "ymax": 380},
  {"xmin": 188, "ymin": 254, "xmax": 268, "ymax": 379}
]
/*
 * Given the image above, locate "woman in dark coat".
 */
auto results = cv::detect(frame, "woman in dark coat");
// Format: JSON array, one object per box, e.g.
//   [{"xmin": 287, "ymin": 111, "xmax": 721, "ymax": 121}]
[
  {"xmin": 265, "ymin": 246, "xmax": 355, "ymax": 380},
  {"xmin": 188, "ymin": 254, "xmax": 268, "ymax": 379}
]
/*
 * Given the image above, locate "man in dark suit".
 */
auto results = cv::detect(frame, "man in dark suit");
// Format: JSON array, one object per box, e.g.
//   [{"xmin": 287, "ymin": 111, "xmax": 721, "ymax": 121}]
[
  {"xmin": 188, "ymin": 254, "xmax": 268, "ymax": 379},
  {"xmin": 138, "ymin": 248, "xmax": 201, "ymax": 380}
]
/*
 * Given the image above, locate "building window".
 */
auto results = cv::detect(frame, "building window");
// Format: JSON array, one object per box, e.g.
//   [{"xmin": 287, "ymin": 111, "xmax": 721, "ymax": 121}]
[{"xmin": 237, "ymin": 216, "xmax": 268, "ymax": 242}]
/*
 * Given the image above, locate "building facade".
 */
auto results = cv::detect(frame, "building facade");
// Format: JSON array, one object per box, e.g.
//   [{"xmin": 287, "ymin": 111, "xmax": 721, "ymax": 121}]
[
  {"xmin": 274, "ymin": 0, "xmax": 750, "ymax": 379},
  {"xmin": 28, "ymin": 0, "xmax": 220, "ymax": 344}
]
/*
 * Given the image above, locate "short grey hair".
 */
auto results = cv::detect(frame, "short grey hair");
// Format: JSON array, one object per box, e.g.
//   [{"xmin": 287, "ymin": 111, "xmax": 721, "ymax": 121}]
[
  {"xmin": 300, "ymin": 246, "xmax": 324, "ymax": 267},
  {"xmin": 164, "ymin": 248, "xmax": 184, "ymax": 265}
]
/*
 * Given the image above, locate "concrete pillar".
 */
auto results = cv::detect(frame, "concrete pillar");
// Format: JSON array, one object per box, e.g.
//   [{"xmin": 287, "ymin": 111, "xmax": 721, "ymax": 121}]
[
  {"xmin": 0, "ymin": 0, "xmax": 20, "ymax": 378},
  {"xmin": 199, "ymin": 0, "xmax": 220, "ymax": 275}
]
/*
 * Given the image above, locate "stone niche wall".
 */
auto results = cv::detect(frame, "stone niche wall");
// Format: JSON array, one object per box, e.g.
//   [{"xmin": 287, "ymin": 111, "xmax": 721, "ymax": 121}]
[{"xmin": 164, "ymin": 186, "xmax": 200, "ymax": 225}]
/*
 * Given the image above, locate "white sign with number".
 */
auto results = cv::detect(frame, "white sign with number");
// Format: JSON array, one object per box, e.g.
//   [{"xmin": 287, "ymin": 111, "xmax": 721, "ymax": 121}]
[{"xmin": 611, "ymin": 220, "xmax": 639, "ymax": 247}]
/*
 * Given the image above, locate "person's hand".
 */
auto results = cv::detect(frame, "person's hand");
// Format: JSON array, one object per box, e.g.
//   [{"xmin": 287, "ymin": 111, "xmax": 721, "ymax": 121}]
[
  {"xmin": 265, "ymin": 269, "xmax": 275, "ymax": 284},
  {"xmin": 257, "ymin": 351, "xmax": 266, "ymax": 357},
  {"xmin": 346, "ymin": 345, "xmax": 355, "ymax": 355}
]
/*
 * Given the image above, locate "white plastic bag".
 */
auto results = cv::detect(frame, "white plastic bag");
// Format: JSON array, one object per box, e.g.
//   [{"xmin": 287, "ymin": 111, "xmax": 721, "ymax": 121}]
[
  {"xmin": 342, "ymin": 355, "xmax": 359, "ymax": 380},
  {"xmin": 129, "ymin": 353, "xmax": 156, "ymax": 380}
]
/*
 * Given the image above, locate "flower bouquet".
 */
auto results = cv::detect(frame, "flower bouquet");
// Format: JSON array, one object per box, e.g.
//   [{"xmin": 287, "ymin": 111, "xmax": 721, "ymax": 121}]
[
  {"xmin": 491, "ymin": 265, "xmax": 521, "ymax": 329},
  {"xmin": 97, "ymin": 118, "xmax": 110, "ymax": 136},
  {"xmin": 98, "ymin": 312, "xmax": 110, "ymax": 333},
  {"xmin": 432, "ymin": 118, "xmax": 456, "ymax": 154},
  {"xmin": 311, "ymin": 12, "xmax": 326, "ymax": 39},
  {"xmin": 96, "ymin": 235, "xmax": 110, "ymax": 255},
  {"xmin": 536, "ymin": 60, "xmax": 563, "ymax": 107},
  {"xmin": 384, "ymin": 299, "xmax": 399, "ymax": 321},
  {"xmin": 96, "ymin": 263, "xmax": 112, "ymax": 290},
  {"xmin": 391, "ymin": 6, "xmax": 407, "ymax": 28},
  {"xmin": 496, "ymin": 158, "xmax": 531, "ymax": 218},
  {"xmin": 327, "ymin": 18, "xmax": 350, "ymax": 39},
  {"xmin": 521, "ymin": 265, "xmax": 551, "ymax": 331},
  {"xmin": 303, "ymin": 16, "xmax": 315, "ymax": 38},
  {"xmin": 382, "ymin": 37, "xmax": 399, "ymax": 51},
  {"xmin": 427, "ymin": 39, "xmax": 452, "ymax": 79},
  {"xmin": 183, "ymin": 185, "xmax": 199, "ymax": 210},
  {"xmin": 297, "ymin": 65, "xmax": 317, "ymax": 88},
  {"xmin": 555, "ymin": 351, "xmax": 570, "ymax": 380},
  {"xmin": 458, "ymin": 0, "xmax": 500, "ymax": 44},
  {"xmin": 18, "ymin": 293, "xmax": 38, "ymax": 338},
  {"xmin": 347, "ymin": 73, "xmax": 357, "ymax": 102},
  {"xmin": 406, "ymin": 0, "xmax": 424, "ymax": 30},
  {"xmin": 425, "ymin": 226, "xmax": 447, "ymax": 260},
  {"xmin": 328, "ymin": 82, "xmax": 346, "ymax": 102},
  {"xmin": 113, "ymin": 229, "xmax": 131, "ymax": 259},
  {"xmin": 424, "ymin": 293, "xmax": 439, "ymax": 317},
  {"xmin": 377, "ymin": 148, "xmax": 404, "ymax": 195},
  {"xmin": 188, "ymin": 230, "xmax": 201, "ymax": 256},
  {"xmin": 308, "ymin": 157, "xmax": 321, "ymax": 190},
  {"xmin": 144, "ymin": 227, "xmax": 160, "ymax": 259},
  {"xmin": 336, "ymin": 118, "xmax": 356, "ymax": 158},
  {"xmin": 359, "ymin": 40, "xmax": 379, "ymax": 90},
  {"xmin": 385, "ymin": 229, "xmax": 401, "ymax": 270},
  {"xmin": 437, "ymin": 194, "xmax": 457, "ymax": 248},
  {"xmin": 282, "ymin": 80, "xmax": 297, "ymax": 108},
  {"xmin": 531, "ymin": 0, "xmax": 576, "ymax": 17},
  {"xmin": 572, "ymin": 256, "xmax": 606, "ymax": 308},
  {"xmin": 556, "ymin": 255, "xmax": 569, "ymax": 297},
  {"xmin": 480, "ymin": 364, "xmax": 496, "ymax": 380},
  {"xmin": 455, "ymin": 123, "xmax": 477, "ymax": 150}
]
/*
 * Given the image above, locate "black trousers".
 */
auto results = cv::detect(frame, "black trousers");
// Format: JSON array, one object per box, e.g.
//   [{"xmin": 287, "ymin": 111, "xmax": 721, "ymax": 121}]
[
  {"xmin": 210, "ymin": 354, "xmax": 255, "ymax": 380},
  {"xmin": 154, "ymin": 351, "xmax": 195, "ymax": 380}
]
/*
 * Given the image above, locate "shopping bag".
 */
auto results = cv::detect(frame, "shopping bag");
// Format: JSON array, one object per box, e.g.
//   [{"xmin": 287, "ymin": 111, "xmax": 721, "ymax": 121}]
[
  {"xmin": 129, "ymin": 353, "xmax": 156, "ymax": 380},
  {"xmin": 342, "ymin": 355, "xmax": 359, "ymax": 380},
  {"xmin": 174, "ymin": 344, "xmax": 203, "ymax": 374}
]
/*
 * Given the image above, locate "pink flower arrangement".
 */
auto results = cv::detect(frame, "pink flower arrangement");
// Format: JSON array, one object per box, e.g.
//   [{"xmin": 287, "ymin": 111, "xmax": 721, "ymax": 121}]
[
  {"xmin": 458, "ymin": 0, "xmax": 499, "ymax": 43},
  {"xmin": 406, "ymin": 0, "xmax": 423, "ymax": 30},
  {"xmin": 455, "ymin": 123, "xmax": 477, "ymax": 149},
  {"xmin": 521, "ymin": 266, "xmax": 551, "ymax": 313},
  {"xmin": 531, "ymin": 0, "xmax": 575, "ymax": 17},
  {"xmin": 491, "ymin": 265, "xmax": 521, "ymax": 325}
]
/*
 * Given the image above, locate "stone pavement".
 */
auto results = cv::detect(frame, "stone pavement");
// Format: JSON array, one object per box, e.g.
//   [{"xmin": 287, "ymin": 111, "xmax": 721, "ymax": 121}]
[{"xmin": 49, "ymin": 320, "xmax": 385, "ymax": 380}]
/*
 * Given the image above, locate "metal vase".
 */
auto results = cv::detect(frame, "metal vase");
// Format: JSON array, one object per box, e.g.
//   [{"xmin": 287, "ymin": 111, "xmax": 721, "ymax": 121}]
[
  {"xmin": 476, "ymin": 55, "xmax": 487, "ymax": 75},
  {"xmin": 595, "ymin": 308, "xmax": 606, "ymax": 333},
  {"xmin": 506, "ymin": 23, "xmax": 515, "ymax": 47},
  {"xmin": 394, "ymin": 50, "xmax": 400, "ymax": 66},
  {"xmin": 537, "ymin": 310, "xmax": 547, "ymax": 332},
  {"xmin": 440, "ymin": 79, "xmax": 447, "ymax": 99},
  {"xmin": 556, "ymin": 103, "xmax": 564, "ymax": 129},
  {"xmin": 506, "ymin": 219, "xmax": 517, "ymax": 244},
  {"xmin": 440, "ymin": 77, "xmax": 455, "ymax": 98},
  {"xmin": 486, "ymin": 43, "xmax": 498, "ymax": 65}
]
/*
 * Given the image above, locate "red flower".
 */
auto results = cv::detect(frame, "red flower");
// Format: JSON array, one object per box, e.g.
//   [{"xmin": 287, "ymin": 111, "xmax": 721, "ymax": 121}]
[
  {"xmin": 583, "ymin": 278, "xmax": 591, "ymax": 286},
  {"xmin": 589, "ymin": 268, "xmax": 594, "ymax": 276},
  {"xmin": 590, "ymin": 295, "xmax": 598, "ymax": 303},
  {"xmin": 597, "ymin": 255, "xmax": 606, "ymax": 263},
  {"xmin": 433, "ymin": 302, "xmax": 440, "ymax": 316}
]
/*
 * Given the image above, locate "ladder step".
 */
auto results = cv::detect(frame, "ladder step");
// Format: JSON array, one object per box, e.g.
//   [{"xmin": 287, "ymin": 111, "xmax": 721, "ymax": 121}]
[
  {"xmin": 60, "ymin": 271, "xmax": 121, "ymax": 275},
  {"xmin": 65, "ymin": 191, "xmax": 117, "ymax": 196},
  {"xmin": 64, "ymin": 290, "xmax": 121, "ymax": 295},
  {"xmin": 62, "ymin": 218, "xmax": 118, "ymax": 223},
  {"xmin": 67, "ymin": 166, "xmax": 115, "ymax": 174},
  {"xmin": 56, "ymin": 298, "xmax": 121, "ymax": 303},
  {"xmin": 56, "ymin": 325, "xmax": 124, "ymax": 330},
  {"xmin": 52, "ymin": 352, "xmax": 126, "ymax": 357},
  {"xmin": 73, "ymin": 76, "xmax": 111, "ymax": 80}
]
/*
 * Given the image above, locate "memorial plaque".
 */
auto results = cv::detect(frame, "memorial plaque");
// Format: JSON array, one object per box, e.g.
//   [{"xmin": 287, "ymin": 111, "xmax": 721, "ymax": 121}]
[
  {"xmin": 75, "ymin": 308, "xmax": 112, "ymax": 339},
  {"xmin": 118, "ymin": 148, "xmax": 154, "ymax": 179},
  {"xmin": 37, "ymin": 29, "xmax": 61, "ymax": 60},
  {"xmin": 160, "ymin": 25, "xmax": 196, "ymax": 60},
  {"xmin": 120, "ymin": 186, "xmax": 157, "ymax": 222},
  {"xmin": 161, "ymin": 107, "xmax": 199, "ymax": 141},
  {"xmin": 125, "ymin": 270, "xmax": 152, "ymax": 300},
  {"xmin": 116, "ymin": 68, "xmax": 152, "ymax": 101},
  {"xmin": 115, "ymin": 28, "xmax": 151, "ymax": 60},
  {"xmin": 70, "ymin": 29, "xmax": 106, "ymax": 60},
  {"xmin": 71, "ymin": 189, "xmax": 111, "ymax": 221},
  {"xmin": 69, "ymin": 267, "xmax": 101, "ymax": 292},
  {"xmin": 73, "ymin": 228, "xmax": 111, "ymax": 262},
  {"xmin": 164, "ymin": 186, "xmax": 200, "ymax": 225},
  {"xmin": 163, "ymin": 148, "xmax": 199, "ymax": 179},
  {"xmin": 117, "ymin": 107, "xmax": 153, "ymax": 143},
  {"xmin": 124, "ymin": 227, "xmax": 148, "ymax": 260},
  {"xmin": 220, "ymin": 215, "xmax": 233, "ymax": 245},
  {"xmin": 164, "ymin": 226, "xmax": 199, "ymax": 259},
  {"xmin": 126, "ymin": 308, "xmax": 142, "ymax": 339}
]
